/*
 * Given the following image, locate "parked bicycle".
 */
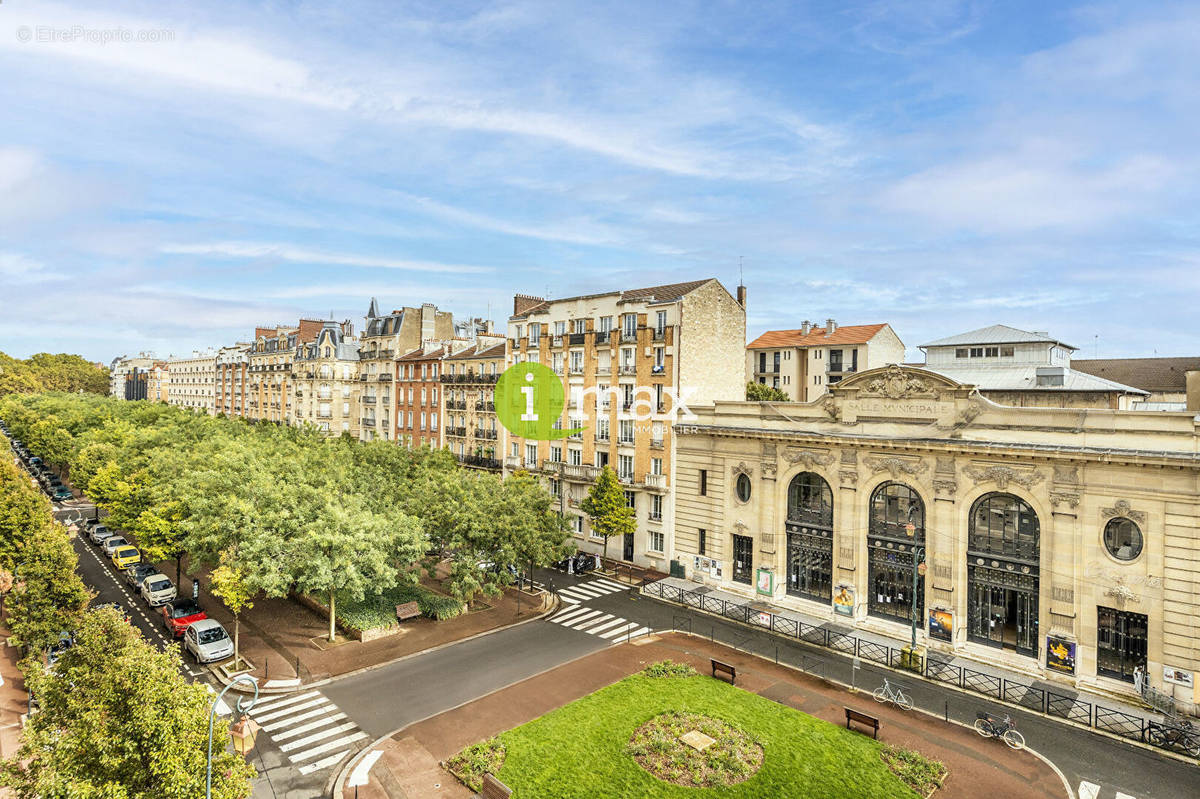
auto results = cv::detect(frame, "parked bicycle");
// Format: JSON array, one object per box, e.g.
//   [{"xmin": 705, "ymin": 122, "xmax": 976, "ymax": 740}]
[
  {"xmin": 872, "ymin": 678, "xmax": 913, "ymax": 711},
  {"xmin": 1147, "ymin": 718, "xmax": 1200, "ymax": 758},
  {"xmin": 974, "ymin": 712, "xmax": 1025, "ymax": 750}
]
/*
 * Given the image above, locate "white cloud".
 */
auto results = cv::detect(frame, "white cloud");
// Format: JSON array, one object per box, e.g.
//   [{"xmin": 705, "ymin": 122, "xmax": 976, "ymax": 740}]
[
  {"xmin": 159, "ymin": 242, "xmax": 492, "ymax": 274},
  {"xmin": 0, "ymin": 251, "xmax": 66, "ymax": 284}
]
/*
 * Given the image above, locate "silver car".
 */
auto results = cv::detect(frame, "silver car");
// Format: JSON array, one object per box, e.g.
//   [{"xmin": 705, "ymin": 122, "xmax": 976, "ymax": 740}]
[
  {"xmin": 141, "ymin": 575, "xmax": 176, "ymax": 607},
  {"xmin": 89, "ymin": 525, "xmax": 115, "ymax": 545},
  {"xmin": 101, "ymin": 536, "xmax": 130, "ymax": 557},
  {"xmin": 182, "ymin": 619, "xmax": 234, "ymax": 664}
]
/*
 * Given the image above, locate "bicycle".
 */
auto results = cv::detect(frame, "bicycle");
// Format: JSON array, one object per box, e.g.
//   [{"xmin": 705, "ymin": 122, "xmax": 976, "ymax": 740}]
[
  {"xmin": 974, "ymin": 712, "xmax": 1025, "ymax": 750},
  {"xmin": 872, "ymin": 678, "xmax": 913, "ymax": 711},
  {"xmin": 1147, "ymin": 719, "xmax": 1200, "ymax": 758}
]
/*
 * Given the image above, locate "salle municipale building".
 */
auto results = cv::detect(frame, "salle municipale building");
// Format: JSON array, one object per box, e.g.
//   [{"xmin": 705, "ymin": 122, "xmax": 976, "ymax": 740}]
[{"xmin": 673, "ymin": 364, "xmax": 1200, "ymax": 712}]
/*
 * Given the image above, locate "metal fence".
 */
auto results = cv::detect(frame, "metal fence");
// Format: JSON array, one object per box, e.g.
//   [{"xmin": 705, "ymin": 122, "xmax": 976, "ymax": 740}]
[{"xmin": 643, "ymin": 581, "xmax": 1199, "ymax": 759}]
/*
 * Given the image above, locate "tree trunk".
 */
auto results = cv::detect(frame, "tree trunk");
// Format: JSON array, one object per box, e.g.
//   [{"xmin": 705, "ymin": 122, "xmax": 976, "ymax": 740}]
[
  {"xmin": 175, "ymin": 555, "xmax": 182, "ymax": 588},
  {"xmin": 233, "ymin": 614, "xmax": 240, "ymax": 671},
  {"xmin": 328, "ymin": 589, "xmax": 336, "ymax": 642},
  {"xmin": 602, "ymin": 534, "xmax": 609, "ymax": 561}
]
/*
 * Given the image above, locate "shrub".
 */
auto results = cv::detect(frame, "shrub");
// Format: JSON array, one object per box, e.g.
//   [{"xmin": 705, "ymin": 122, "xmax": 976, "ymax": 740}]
[
  {"xmin": 881, "ymin": 744, "xmax": 948, "ymax": 796},
  {"xmin": 445, "ymin": 738, "xmax": 505, "ymax": 792},
  {"xmin": 642, "ymin": 660, "xmax": 697, "ymax": 678}
]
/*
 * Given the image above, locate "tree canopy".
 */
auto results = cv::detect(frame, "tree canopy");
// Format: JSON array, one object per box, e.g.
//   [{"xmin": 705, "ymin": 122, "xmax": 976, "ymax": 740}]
[
  {"xmin": 0, "ymin": 352, "xmax": 109, "ymax": 397},
  {"xmin": 746, "ymin": 381, "xmax": 789, "ymax": 402},
  {"xmin": 580, "ymin": 465, "xmax": 636, "ymax": 561}
]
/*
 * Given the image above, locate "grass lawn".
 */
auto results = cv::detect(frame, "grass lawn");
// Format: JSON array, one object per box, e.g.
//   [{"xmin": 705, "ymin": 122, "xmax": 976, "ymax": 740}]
[{"xmin": 489, "ymin": 671, "xmax": 933, "ymax": 798}]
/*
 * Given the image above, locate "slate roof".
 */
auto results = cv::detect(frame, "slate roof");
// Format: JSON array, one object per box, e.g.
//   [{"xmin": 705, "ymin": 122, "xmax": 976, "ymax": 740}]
[
  {"xmin": 747, "ymin": 323, "xmax": 889, "ymax": 349},
  {"xmin": 510, "ymin": 279, "xmax": 713, "ymax": 319},
  {"xmin": 445, "ymin": 342, "xmax": 506, "ymax": 360},
  {"xmin": 1071, "ymin": 357, "xmax": 1200, "ymax": 393},
  {"xmin": 922, "ymin": 325, "xmax": 1075, "ymax": 350}
]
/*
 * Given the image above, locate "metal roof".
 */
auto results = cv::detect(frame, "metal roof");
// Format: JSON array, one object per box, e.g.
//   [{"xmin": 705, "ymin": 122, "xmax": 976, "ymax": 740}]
[
  {"xmin": 921, "ymin": 324, "xmax": 1076, "ymax": 351},
  {"xmin": 920, "ymin": 364, "xmax": 1147, "ymax": 395}
]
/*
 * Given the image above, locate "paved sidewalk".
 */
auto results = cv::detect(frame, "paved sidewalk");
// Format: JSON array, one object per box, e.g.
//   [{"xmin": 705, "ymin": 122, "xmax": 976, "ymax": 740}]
[
  {"xmin": 0, "ymin": 621, "xmax": 27, "ymax": 799},
  {"xmin": 338, "ymin": 632, "xmax": 1066, "ymax": 799},
  {"xmin": 652, "ymin": 575, "xmax": 1169, "ymax": 726}
]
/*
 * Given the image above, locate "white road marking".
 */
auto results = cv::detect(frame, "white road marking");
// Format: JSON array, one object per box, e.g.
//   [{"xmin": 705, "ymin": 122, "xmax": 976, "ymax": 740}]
[
  {"xmin": 271, "ymin": 712, "xmax": 347, "ymax": 741},
  {"xmin": 598, "ymin": 622, "xmax": 638, "ymax": 640},
  {"xmin": 278, "ymin": 722, "xmax": 359, "ymax": 752},
  {"xmin": 1078, "ymin": 782, "xmax": 1099, "ymax": 799},
  {"xmin": 250, "ymin": 690, "xmax": 321, "ymax": 714},
  {"xmin": 298, "ymin": 750, "xmax": 354, "ymax": 776},
  {"xmin": 557, "ymin": 609, "xmax": 602, "ymax": 627},
  {"xmin": 568, "ymin": 613, "xmax": 613, "ymax": 630},
  {"xmin": 287, "ymin": 731, "xmax": 367, "ymax": 763},
  {"xmin": 253, "ymin": 697, "xmax": 328, "ymax": 723},
  {"xmin": 583, "ymin": 617, "xmax": 628, "ymax": 635}
]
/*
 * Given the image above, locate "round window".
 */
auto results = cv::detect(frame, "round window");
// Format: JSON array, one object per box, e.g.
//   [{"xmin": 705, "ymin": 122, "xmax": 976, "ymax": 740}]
[
  {"xmin": 1103, "ymin": 517, "xmax": 1143, "ymax": 561},
  {"xmin": 735, "ymin": 473, "xmax": 752, "ymax": 503}
]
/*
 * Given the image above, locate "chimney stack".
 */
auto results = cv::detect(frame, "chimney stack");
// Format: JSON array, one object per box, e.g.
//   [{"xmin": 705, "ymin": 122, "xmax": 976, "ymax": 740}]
[
  {"xmin": 826, "ymin": 318, "xmax": 837, "ymax": 336},
  {"xmin": 801, "ymin": 320, "xmax": 811, "ymax": 336},
  {"xmin": 736, "ymin": 284, "xmax": 747, "ymax": 308},
  {"xmin": 513, "ymin": 293, "xmax": 545, "ymax": 316}
]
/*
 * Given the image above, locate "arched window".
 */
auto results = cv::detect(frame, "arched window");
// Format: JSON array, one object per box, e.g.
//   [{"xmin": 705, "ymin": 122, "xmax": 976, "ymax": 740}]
[
  {"xmin": 967, "ymin": 493, "xmax": 1041, "ymax": 657},
  {"xmin": 867, "ymin": 483, "xmax": 926, "ymax": 623},
  {"xmin": 785, "ymin": 473, "xmax": 833, "ymax": 603}
]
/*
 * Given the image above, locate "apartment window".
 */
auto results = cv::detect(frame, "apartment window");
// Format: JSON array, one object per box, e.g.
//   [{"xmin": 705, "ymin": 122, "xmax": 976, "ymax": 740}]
[
  {"xmin": 342, "ymin": 402, "xmax": 349, "ymax": 415},
  {"xmin": 570, "ymin": 351, "xmax": 583, "ymax": 372},
  {"xmin": 655, "ymin": 310, "xmax": 667, "ymax": 335},
  {"xmin": 598, "ymin": 384, "xmax": 611, "ymax": 410},
  {"xmin": 407, "ymin": 388, "xmax": 413, "ymax": 404},
  {"xmin": 651, "ymin": 493, "xmax": 663, "ymax": 519},
  {"xmin": 431, "ymin": 412, "xmax": 438, "ymax": 430},
  {"xmin": 416, "ymin": 412, "xmax": 424, "ymax": 430},
  {"xmin": 1001, "ymin": 346, "xmax": 1014, "ymax": 357},
  {"xmin": 572, "ymin": 319, "xmax": 586, "ymax": 334},
  {"xmin": 525, "ymin": 443, "xmax": 538, "ymax": 467},
  {"xmin": 622, "ymin": 313, "xmax": 637, "ymax": 339},
  {"xmin": 431, "ymin": 388, "xmax": 438, "ymax": 404},
  {"xmin": 758, "ymin": 352, "xmax": 767, "ymax": 373},
  {"xmin": 622, "ymin": 384, "xmax": 634, "ymax": 410},
  {"xmin": 624, "ymin": 490, "xmax": 636, "ymax": 509},
  {"xmin": 407, "ymin": 411, "xmax": 413, "ymax": 427},
  {"xmin": 618, "ymin": 419, "xmax": 634, "ymax": 443},
  {"xmin": 653, "ymin": 348, "xmax": 664, "ymax": 372},
  {"xmin": 649, "ymin": 529, "xmax": 664, "ymax": 553},
  {"xmin": 548, "ymin": 478, "xmax": 560, "ymax": 497},
  {"xmin": 552, "ymin": 353, "xmax": 564, "ymax": 373},
  {"xmin": 970, "ymin": 347, "xmax": 984, "ymax": 357},
  {"xmin": 342, "ymin": 385, "xmax": 351, "ymax": 398},
  {"xmin": 651, "ymin": 457, "xmax": 662, "ymax": 475},
  {"xmin": 568, "ymin": 448, "xmax": 582, "ymax": 466},
  {"xmin": 550, "ymin": 445, "xmax": 562, "ymax": 463},
  {"xmin": 599, "ymin": 316, "xmax": 612, "ymax": 333},
  {"xmin": 342, "ymin": 421, "xmax": 349, "ymax": 432},
  {"xmin": 554, "ymin": 320, "xmax": 566, "ymax": 336},
  {"xmin": 618, "ymin": 454, "xmax": 634, "ymax": 481},
  {"xmin": 529, "ymin": 324, "xmax": 540, "ymax": 345},
  {"xmin": 699, "ymin": 528, "xmax": 706, "ymax": 555},
  {"xmin": 511, "ymin": 442, "xmax": 519, "ymax": 458},
  {"xmin": 700, "ymin": 469, "xmax": 707, "ymax": 496},
  {"xmin": 420, "ymin": 388, "xmax": 427, "ymax": 404}
]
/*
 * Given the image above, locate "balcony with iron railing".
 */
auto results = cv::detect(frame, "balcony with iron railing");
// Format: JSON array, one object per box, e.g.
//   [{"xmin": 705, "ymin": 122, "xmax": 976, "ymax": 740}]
[
  {"xmin": 569, "ymin": 333, "xmax": 586, "ymax": 346},
  {"xmin": 617, "ymin": 470, "xmax": 635, "ymax": 484},
  {"xmin": 650, "ymin": 438, "xmax": 664, "ymax": 449},
  {"xmin": 596, "ymin": 365, "xmax": 612, "ymax": 376},
  {"xmin": 561, "ymin": 463, "xmax": 601, "ymax": 482},
  {"xmin": 552, "ymin": 335, "xmax": 564, "ymax": 348},
  {"xmin": 449, "ymin": 400, "xmax": 467, "ymax": 410},
  {"xmin": 477, "ymin": 429, "xmax": 498, "ymax": 440},
  {"xmin": 594, "ymin": 433, "xmax": 610, "ymax": 444},
  {"xmin": 619, "ymin": 364, "xmax": 637, "ymax": 375},
  {"xmin": 447, "ymin": 426, "xmax": 467, "ymax": 437},
  {"xmin": 362, "ymin": 396, "xmax": 376, "ymax": 404},
  {"xmin": 569, "ymin": 366, "xmax": 584, "ymax": 375},
  {"xmin": 652, "ymin": 327, "xmax": 667, "ymax": 341},
  {"xmin": 378, "ymin": 374, "xmax": 392, "ymax": 381},
  {"xmin": 594, "ymin": 330, "xmax": 610, "ymax": 344},
  {"xmin": 648, "ymin": 509, "xmax": 663, "ymax": 521},
  {"xmin": 505, "ymin": 455, "xmax": 520, "ymax": 469},
  {"xmin": 475, "ymin": 401, "xmax": 495, "ymax": 411},
  {"xmin": 620, "ymin": 330, "xmax": 638, "ymax": 343}
]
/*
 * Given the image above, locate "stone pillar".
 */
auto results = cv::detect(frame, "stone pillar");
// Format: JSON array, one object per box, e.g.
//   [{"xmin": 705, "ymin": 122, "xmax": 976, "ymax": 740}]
[
  {"xmin": 930, "ymin": 457, "xmax": 960, "ymax": 651},
  {"xmin": 1048, "ymin": 464, "xmax": 1082, "ymax": 680},
  {"xmin": 759, "ymin": 443, "xmax": 783, "ymax": 599},
  {"xmin": 837, "ymin": 450, "xmax": 862, "ymax": 620}
]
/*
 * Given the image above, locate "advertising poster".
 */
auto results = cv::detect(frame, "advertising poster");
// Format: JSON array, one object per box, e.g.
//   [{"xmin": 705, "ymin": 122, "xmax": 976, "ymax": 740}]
[
  {"xmin": 1046, "ymin": 636, "xmax": 1077, "ymax": 674},
  {"xmin": 1163, "ymin": 666, "xmax": 1194, "ymax": 689},
  {"xmin": 755, "ymin": 568, "xmax": 774, "ymax": 596},
  {"xmin": 833, "ymin": 585, "xmax": 854, "ymax": 616},
  {"xmin": 928, "ymin": 608, "xmax": 953, "ymax": 642}
]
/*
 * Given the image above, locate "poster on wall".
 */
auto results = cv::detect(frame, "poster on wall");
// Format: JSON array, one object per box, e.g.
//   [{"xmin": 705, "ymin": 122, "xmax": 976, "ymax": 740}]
[
  {"xmin": 928, "ymin": 609, "xmax": 952, "ymax": 642},
  {"xmin": 755, "ymin": 568, "xmax": 774, "ymax": 596},
  {"xmin": 833, "ymin": 585, "xmax": 854, "ymax": 616},
  {"xmin": 1163, "ymin": 666, "xmax": 1194, "ymax": 689},
  {"xmin": 1046, "ymin": 636, "xmax": 1077, "ymax": 674}
]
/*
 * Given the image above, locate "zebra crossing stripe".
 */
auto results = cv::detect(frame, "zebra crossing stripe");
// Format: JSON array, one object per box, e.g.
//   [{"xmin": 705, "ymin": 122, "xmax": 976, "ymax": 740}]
[
  {"xmin": 1078, "ymin": 783, "xmax": 1099, "ymax": 799},
  {"xmin": 558, "ymin": 609, "xmax": 602, "ymax": 627},
  {"xmin": 278, "ymin": 722, "xmax": 360, "ymax": 753},
  {"xmin": 288, "ymin": 731, "xmax": 368, "ymax": 764},
  {"xmin": 581, "ymin": 617, "xmax": 626, "ymax": 635},
  {"xmin": 561, "ymin": 584, "xmax": 606, "ymax": 598},
  {"xmin": 298, "ymin": 750, "xmax": 356, "ymax": 776},
  {"xmin": 567, "ymin": 612, "xmax": 612, "ymax": 630},
  {"xmin": 271, "ymin": 712, "xmax": 347, "ymax": 741},
  {"xmin": 1115, "ymin": 793, "xmax": 1136, "ymax": 799},
  {"xmin": 261, "ymin": 703, "xmax": 339, "ymax": 732},
  {"xmin": 548, "ymin": 607, "xmax": 591, "ymax": 624},
  {"xmin": 557, "ymin": 593, "xmax": 580, "ymax": 605},
  {"xmin": 591, "ymin": 578, "xmax": 628, "ymax": 591},
  {"xmin": 253, "ymin": 697, "xmax": 328, "ymax": 723},
  {"xmin": 249, "ymin": 690, "xmax": 321, "ymax": 715},
  {"xmin": 597, "ymin": 622, "xmax": 638, "ymax": 640}
]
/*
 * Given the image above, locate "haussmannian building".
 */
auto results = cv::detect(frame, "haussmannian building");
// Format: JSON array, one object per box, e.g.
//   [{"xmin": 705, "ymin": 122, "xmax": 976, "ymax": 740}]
[
  {"xmin": 442, "ymin": 338, "xmax": 509, "ymax": 472},
  {"xmin": 166, "ymin": 349, "xmax": 218, "ymax": 413},
  {"xmin": 508, "ymin": 278, "xmax": 746, "ymax": 569},
  {"xmin": 291, "ymin": 321, "xmax": 359, "ymax": 437},
  {"xmin": 673, "ymin": 363, "xmax": 1200, "ymax": 712},
  {"xmin": 215, "ymin": 345, "xmax": 250, "ymax": 416}
]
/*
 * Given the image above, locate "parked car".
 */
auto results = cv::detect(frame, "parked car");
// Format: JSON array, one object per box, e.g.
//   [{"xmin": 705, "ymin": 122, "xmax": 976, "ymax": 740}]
[
  {"xmin": 27, "ymin": 456, "xmax": 42, "ymax": 468},
  {"xmin": 141, "ymin": 575, "xmax": 176, "ymax": 607},
  {"xmin": 126, "ymin": 563, "xmax": 160, "ymax": 589},
  {"xmin": 92, "ymin": 601, "xmax": 131, "ymax": 623},
  {"xmin": 160, "ymin": 599, "xmax": 207, "ymax": 639},
  {"xmin": 89, "ymin": 525, "xmax": 115, "ymax": 545},
  {"xmin": 83, "ymin": 517, "xmax": 101, "ymax": 532},
  {"xmin": 182, "ymin": 619, "xmax": 234, "ymax": 664},
  {"xmin": 51, "ymin": 485, "xmax": 73, "ymax": 502},
  {"xmin": 101, "ymin": 536, "xmax": 131, "ymax": 557},
  {"xmin": 111, "ymin": 546, "xmax": 140, "ymax": 570},
  {"xmin": 45, "ymin": 631, "xmax": 74, "ymax": 671}
]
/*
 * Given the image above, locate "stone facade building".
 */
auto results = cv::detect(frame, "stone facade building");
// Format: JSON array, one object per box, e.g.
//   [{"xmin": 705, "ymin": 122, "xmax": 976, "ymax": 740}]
[
  {"xmin": 673, "ymin": 364, "xmax": 1200, "ymax": 712},
  {"xmin": 508, "ymin": 278, "xmax": 746, "ymax": 568},
  {"xmin": 747, "ymin": 321, "xmax": 904, "ymax": 401},
  {"xmin": 109, "ymin": 353, "xmax": 157, "ymax": 399},
  {"xmin": 292, "ymin": 321, "xmax": 359, "ymax": 437},
  {"xmin": 215, "ymin": 345, "xmax": 250, "ymax": 416},
  {"xmin": 443, "ymin": 339, "xmax": 508, "ymax": 471},
  {"xmin": 246, "ymin": 320, "xmax": 323, "ymax": 424},
  {"xmin": 166, "ymin": 350, "xmax": 218, "ymax": 413},
  {"xmin": 358, "ymin": 299, "xmax": 454, "ymax": 442},
  {"xmin": 396, "ymin": 343, "xmax": 454, "ymax": 451}
]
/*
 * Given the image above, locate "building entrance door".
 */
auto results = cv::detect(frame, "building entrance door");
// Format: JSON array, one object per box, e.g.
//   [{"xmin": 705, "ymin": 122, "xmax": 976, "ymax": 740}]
[
  {"xmin": 1097, "ymin": 606, "xmax": 1147, "ymax": 682},
  {"xmin": 622, "ymin": 532, "xmax": 634, "ymax": 561},
  {"xmin": 732, "ymin": 534, "xmax": 753, "ymax": 585}
]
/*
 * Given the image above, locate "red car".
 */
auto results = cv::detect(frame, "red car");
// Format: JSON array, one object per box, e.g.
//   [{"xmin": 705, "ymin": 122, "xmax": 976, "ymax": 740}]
[{"xmin": 160, "ymin": 599, "xmax": 207, "ymax": 638}]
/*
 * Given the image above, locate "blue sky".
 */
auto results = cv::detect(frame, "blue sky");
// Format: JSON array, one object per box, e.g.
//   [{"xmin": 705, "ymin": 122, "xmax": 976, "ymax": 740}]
[{"xmin": 2, "ymin": 1, "xmax": 1198, "ymax": 362}]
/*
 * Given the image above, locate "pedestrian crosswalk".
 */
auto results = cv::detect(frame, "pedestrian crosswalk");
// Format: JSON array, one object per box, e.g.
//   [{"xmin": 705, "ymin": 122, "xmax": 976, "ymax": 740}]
[
  {"xmin": 249, "ymin": 690, "xmax": 367, "ymax": 776},
  {"xmin": 1078, "ymin": 780, "xmax": 1137, "ymax": 799},
  {"xmin": 547, "ymin": 604, "xmax": 653, "ymax": 640},
  {"xmin": 555, "ymin": 577, "xmax": 631, "ymax": 605}
]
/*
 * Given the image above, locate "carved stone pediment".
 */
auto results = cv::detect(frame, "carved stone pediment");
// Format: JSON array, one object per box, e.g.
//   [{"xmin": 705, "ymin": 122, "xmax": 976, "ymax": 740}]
[
  {"xmin": 1101, "ymin": 499, "xmax": 1147, "ymax": 524},
  {"xmin": 783, "ymin": 447, "xmax": 834, "ymax": 469},
  {"xmin": 731, "ymin": 461, "xmax": 752, "ymax": 479},
  {"xmin": 864, "ymin": 455, "xmax": 928, "ymax": 480},
  {"xmin": 1050, "ymin": 491, "xmax": 1080, "ymax": 510},
  {"xmin": 963, "ymin": 464, "xmax": 1044, "ymax": 490},
  {"xmin": 835, "ymin": 364, "xmax": 962, "ymax": 400}
]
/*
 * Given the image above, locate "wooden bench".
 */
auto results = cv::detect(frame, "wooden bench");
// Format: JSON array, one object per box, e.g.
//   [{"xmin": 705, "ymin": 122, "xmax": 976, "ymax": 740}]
[
  {"xmin": 395, "ymin": 601, "xmax": 421, "ymax": 622},
  {"xmin": 711, "ymin": 659, "xmax": 736, "ymax": 685},
  {"xmin": 478, "ymin": 772, "xmax": 512, "ymax": 799},
  {"xmin": 844, "ymin": 707, "xmax": 880, "ymax": 739}
]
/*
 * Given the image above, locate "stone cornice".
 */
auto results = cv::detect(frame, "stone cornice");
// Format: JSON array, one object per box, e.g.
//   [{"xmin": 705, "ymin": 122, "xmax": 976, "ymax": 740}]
[{"xmin": 672, "ymin": 423, "xmax": 1200, "ymax": 470}]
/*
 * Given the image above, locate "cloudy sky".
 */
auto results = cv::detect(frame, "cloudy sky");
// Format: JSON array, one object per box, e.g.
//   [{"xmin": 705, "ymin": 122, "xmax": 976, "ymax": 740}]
[{"xmin": 2, "ymin": 1, "xmax": 1198, "ymax": 362}]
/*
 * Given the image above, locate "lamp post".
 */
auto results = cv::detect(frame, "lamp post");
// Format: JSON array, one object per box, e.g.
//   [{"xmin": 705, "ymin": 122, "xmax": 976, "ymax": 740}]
[{"xmin": 207, "ymin": 674, "xmax": 260, "ymax": 799}]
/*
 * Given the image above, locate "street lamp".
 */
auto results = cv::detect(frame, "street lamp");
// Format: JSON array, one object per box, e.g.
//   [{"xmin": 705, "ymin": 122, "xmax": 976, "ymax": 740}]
[{"xmin": 207, "ymin": 674, "xmax": 260, "ymax": 799}]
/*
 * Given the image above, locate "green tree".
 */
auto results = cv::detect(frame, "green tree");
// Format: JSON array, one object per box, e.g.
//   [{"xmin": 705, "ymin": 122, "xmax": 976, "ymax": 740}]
[
  {"xmin": 0, "ymin": 454, "xmax": 55, "ymax": 570},
  {"xmin": 746, "ymin": 381, "xmax": 789, "ymax": 401},
  {"xmin": 1, "ymin": 607, "xmax": 255, "ymax": 799},
  {"xmin": 7, "ymin": 524, "xmax": 91, "ymax": 653},
  {"xmin": 580, "ymin": 465, "xmax": 636, "ymax": 562},
  {"xmin": 209, "ymin": 548, "xmax": 255, "ymax": 671}
]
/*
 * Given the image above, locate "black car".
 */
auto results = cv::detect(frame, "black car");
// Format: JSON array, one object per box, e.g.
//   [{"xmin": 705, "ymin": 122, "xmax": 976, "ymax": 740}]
[
  {"xmin": 126, "ymin": 563, "xmax": 160, "ymax": 589},
  {"xmin": 51, "ymin": 485, "xmax": 73, "ymax": 502}
]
